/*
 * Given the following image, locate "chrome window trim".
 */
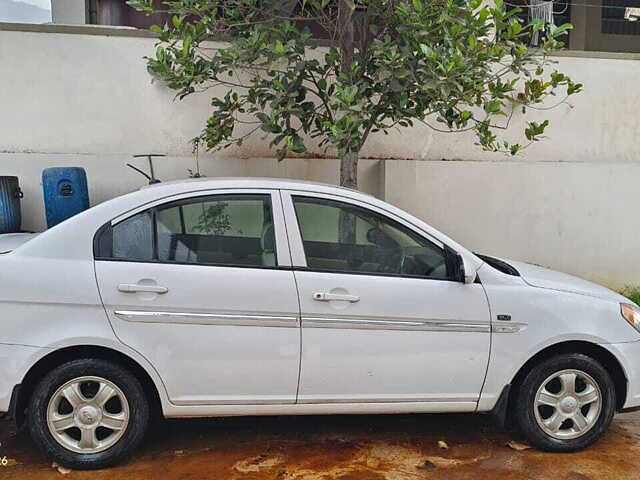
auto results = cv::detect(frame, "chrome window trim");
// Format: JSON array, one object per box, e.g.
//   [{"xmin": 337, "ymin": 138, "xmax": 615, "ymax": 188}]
[{"xmin": 110, "ymin": 188, "xmax": 276, "ymax": 226}]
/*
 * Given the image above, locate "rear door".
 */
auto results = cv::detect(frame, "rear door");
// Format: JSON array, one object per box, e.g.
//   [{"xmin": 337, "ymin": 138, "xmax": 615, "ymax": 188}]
[
  {"xmin": 282, "ymin": 191, "xmax": 491, "ymax": 408},
  {"xmin": 94, "ymin": 189, "xmax": 301, "ymax": 405}
]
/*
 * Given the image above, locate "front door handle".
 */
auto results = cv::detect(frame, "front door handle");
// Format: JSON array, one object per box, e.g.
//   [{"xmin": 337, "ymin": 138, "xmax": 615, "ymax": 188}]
[
  {"xmin": 313, "ymin": 292, "xmax": 360, "ymax": 302},
  {"xmin": 118, "ymin": 284, "xmax": 169, "ymax": 294}
]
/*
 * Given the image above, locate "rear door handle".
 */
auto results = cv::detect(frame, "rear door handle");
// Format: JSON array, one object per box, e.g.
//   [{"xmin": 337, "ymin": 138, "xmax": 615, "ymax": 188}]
[
  {"xmin": 313, "ymin": 292, "xmax": 360, "ymax": 302},
  {"xmin": 118, "ymin": 284, "xmax": 169, "ymax": 294}
]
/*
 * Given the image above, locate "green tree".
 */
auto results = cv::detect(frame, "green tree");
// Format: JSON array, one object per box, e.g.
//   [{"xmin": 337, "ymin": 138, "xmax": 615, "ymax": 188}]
[{"xmin": 130, "ymin": 0, "xmax": 581, "ymax": 189}]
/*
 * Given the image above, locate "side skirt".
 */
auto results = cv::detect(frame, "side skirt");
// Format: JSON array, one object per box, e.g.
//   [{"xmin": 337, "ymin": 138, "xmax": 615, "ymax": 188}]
[{"xmin": 163, "ymin": 401, "xmax": 478, "ymax": 418}]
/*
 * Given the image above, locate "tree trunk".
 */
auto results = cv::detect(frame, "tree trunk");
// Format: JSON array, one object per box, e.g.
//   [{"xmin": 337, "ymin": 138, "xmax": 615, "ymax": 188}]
[
  {"xmin": 338, "ymin": 0, "xmax": 355, "ymax": 76},
  {"xmin": 339, "ymin": 150, "xmax": 358, "ymax": 189},
  {"xmin": 337, "ymin": 1, "xmax": 357, "ymax": 190},
  {"xmin": 338, "ymin": 150, "xmax": 358, "ymax": 244}
]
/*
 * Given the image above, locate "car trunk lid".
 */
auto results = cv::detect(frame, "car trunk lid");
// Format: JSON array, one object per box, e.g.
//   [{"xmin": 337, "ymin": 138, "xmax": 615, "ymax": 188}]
[{"xmin": 0, "ymin": 233, "xmax": 40, "ymax": 254}]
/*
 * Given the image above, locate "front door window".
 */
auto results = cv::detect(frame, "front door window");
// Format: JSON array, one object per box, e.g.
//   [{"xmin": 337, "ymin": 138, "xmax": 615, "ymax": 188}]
[{"xmin": 293, "ymin": 196, "xmax": 449, "ymax": 279}]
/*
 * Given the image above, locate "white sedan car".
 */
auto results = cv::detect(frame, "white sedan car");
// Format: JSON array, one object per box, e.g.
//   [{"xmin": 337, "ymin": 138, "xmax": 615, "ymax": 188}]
[{"xmin": 2, "ymin": 177, "xmax": 640, "ymax": 469}]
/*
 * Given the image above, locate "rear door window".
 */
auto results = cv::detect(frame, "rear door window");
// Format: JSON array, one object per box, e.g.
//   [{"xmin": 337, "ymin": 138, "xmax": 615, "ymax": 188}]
[{"xmin": 96, "ymin": 194, "xmax": 277, "ymax": 268}]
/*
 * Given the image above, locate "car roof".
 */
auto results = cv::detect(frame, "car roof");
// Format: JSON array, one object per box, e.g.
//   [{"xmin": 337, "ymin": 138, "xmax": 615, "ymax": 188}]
[
  {"xmin": 142, "ymin": 176, "xmax": 366, "ymax": 196},
  {"xmin": 133, "ymin": 176, "xmax": 380, "ymax": 208}
]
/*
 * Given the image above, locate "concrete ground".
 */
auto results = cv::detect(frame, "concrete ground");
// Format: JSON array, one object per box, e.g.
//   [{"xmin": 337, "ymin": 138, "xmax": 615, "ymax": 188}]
[{"xmin": 1, "ymin": 412, "xmax": 639, "ymax": 479}]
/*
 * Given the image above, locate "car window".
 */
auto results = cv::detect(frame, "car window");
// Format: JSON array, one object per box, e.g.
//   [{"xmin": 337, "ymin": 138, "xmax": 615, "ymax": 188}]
[
  {"xmin": 112, "ymin": 210, "xmax": 154, "ymax": 261},
  {"xmin": 292, "ymin": 196, "xmax": 449, "ymax": 279},
  {"xmin": 100, "ymin": 194, "xmax": 277, "ymax": 268}
]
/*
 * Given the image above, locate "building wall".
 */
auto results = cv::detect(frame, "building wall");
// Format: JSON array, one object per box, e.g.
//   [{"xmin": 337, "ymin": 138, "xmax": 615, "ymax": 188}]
[
  {"xmin": 1, "ymin": 25, "xmax": 639, "ymax": 288},
  {"xmin": 51, "ymin": 0, "xmax": 86, "ymax": 24},
  {"xmin": 384, "ymin": 160, "xmax": 640, "ymax": 290}
]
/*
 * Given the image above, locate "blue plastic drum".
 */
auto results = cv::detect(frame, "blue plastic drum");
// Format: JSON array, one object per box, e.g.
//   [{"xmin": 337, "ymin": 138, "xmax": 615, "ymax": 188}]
[{"xmin": 42, "ymin": 167, "xmax": 90, "ymax": 228}]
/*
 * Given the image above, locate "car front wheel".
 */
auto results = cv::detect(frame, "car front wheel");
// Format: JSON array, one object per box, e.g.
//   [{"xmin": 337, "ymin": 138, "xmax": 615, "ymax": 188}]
[
  {"xmin": 514, "ymin": 353, "xmax": 616, "ymax": 452},
  {"xmin": 27, "ymin": 358, "xmax": 150, "ymax": 470}
]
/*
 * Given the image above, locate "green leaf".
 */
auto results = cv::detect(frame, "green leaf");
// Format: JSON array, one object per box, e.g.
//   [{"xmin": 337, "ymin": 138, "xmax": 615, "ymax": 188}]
[
  {"xmin": 291, "ymin": 135, "xmax": 307, "ymax": 153},
  {"xmin": 525, "ymin": 120, "xmax": 549, "ymax": 141},
  {"xmin": 567, "ymin": 82, "xmax": 583, "ymax": 95},
  {"xmin": 549, "ymin": 23, "xmax": 573, "ymax": 38},
  {"xmin": 484, "ymin": 99, "xmax": 503, "ymax": 114},
  {"xmin": 419, "ymin": 44, "xmax": 432, "ymax": 56},
  {"xmin": 530, "ymin": 18, "xmax": 544, "ymax": 32},
  {"xmin": 182, "ymin": 35, "xmax": 192, "ymax": 55}
]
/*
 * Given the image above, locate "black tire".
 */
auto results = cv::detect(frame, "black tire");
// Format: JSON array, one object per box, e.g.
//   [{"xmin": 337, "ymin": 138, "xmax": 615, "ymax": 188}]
[
  {"xmin": 514, "ymin": 353, "xmax": 616, "ymax": 452},
  {"xmin": 27, "ymin": 358, "xmax": 150, "ymax": 470}
]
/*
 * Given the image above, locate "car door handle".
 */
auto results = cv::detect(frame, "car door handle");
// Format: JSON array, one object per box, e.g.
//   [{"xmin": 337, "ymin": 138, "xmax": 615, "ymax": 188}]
[
  {"xmin": 118, "ymin": 284, "xmax": 169, "ymax": 294},
  {"xmin": 313, "ymin": 292, "xmax": 360, "ymax": 302}
]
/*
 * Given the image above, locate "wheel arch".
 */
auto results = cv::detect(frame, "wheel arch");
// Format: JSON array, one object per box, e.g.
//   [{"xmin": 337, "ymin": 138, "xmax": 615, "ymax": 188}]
[
  {"xmin": 13, "ymin": 345, "xmax": 164, "ymax": 429},
  {"xmin": 507, "ymin": 340, "xmax": 628, "ymax": 418}
]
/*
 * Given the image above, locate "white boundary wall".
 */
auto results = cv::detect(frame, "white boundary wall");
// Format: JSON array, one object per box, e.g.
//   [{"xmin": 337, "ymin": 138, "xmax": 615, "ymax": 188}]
[{"xmin": 1, "ymin": 26, "xmax": 639, "ymax": 288}]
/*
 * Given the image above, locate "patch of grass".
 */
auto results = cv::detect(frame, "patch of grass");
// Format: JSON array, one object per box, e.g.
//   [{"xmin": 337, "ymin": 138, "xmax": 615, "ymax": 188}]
[{"xmin": 619, "ymin": 287, "xmax": 640, "ymax": 305}]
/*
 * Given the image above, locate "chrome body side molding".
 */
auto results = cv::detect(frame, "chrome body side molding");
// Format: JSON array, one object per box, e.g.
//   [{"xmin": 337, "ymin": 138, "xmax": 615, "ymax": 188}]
[
  {"xmin": 113, "ymin": 311, "xmax": 524, "ymax": 333},
  {"xmin": 114, "ymin": 310, "xmax": 299, "ymax": 328},
  {"xmin": 492, "ymin": 322, "xmax": 528, "ymax": 334},
  {"xmin": 302, "ymin": 316, "xmax": 490, "ymax": 333}
]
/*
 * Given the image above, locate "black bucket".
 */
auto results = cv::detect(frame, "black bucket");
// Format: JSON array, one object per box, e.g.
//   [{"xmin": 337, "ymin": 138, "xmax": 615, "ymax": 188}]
[{"xmin": 0, "ymin": 176, "xmax": 23, "ymax": 234}]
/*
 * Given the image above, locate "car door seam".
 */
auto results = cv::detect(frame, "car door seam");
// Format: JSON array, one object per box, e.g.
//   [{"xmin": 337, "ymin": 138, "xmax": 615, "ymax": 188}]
[
  {"xmin": 476, "ymin": 273, "xmax": 494, "ymax": 413},
  {"xmin": 278, "ymin": 189, "xmax": 304, "ymax": 404}
]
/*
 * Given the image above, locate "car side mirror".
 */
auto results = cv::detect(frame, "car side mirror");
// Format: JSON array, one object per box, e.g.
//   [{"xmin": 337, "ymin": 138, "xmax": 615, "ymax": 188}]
[
  {"xmin": 445, "ymin": 246, "xmax": 475, "ymax": 284},
  {"xmin": 461, "ymin": 258, "xmax": 477, "ymax": 284}
]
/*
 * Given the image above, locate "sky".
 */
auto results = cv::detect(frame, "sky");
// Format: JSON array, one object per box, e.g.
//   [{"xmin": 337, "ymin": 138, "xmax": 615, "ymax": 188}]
[
  {"xmin": 20, "ymin": 0, "xmax": 50, "ymax": 9},
  {"xmin": 0, "ymin": 0, "xmax": 51, "ymax": 23}
]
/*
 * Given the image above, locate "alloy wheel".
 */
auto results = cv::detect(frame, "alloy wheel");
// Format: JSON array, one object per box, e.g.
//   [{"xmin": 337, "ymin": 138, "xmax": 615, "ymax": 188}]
[
  {"xmin": 46, "ymin": 376, "xmax": 130, "ymax": 454},
  {"xmin": 533, "ymin": 368, "xmax": 602, "ymax": 440}
]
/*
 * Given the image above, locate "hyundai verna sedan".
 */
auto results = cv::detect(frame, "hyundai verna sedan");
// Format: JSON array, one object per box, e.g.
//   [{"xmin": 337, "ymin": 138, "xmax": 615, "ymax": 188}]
[{"xmin": 1, "ymin": 177, "xmax": 640, "ymax": 469}]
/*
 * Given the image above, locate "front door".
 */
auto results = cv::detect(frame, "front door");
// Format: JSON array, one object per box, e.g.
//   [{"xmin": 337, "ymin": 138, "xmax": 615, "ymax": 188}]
[
  {"xmin": 282, "ymin": 191, "xmax": 491, "ymax": 409},
  {"xmin": 94, "ymin": 190, "xmax": 301, "ymax": 405}
]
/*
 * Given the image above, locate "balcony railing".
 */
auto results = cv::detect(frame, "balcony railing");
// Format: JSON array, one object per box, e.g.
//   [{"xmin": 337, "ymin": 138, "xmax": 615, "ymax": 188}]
[{"xmin": 509, "ymin": 0, "xmax": 640, "ymax": 52}]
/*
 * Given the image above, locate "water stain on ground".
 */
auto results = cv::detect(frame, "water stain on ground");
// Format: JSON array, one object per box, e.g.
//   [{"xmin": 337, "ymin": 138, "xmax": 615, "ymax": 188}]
[{"xmin": 2, "ymin": 412, "xmax": 639, "ymax": 480}]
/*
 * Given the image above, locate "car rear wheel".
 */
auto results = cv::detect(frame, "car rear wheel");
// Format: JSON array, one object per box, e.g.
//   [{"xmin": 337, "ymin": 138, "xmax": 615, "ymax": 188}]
[
  {"xmin": 27, "ymin": 358, "xmax": 150, "ymax": 470},
  {"xmin": 514, "ymin": 353, "xmax": 616, "ymax": 452}
]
